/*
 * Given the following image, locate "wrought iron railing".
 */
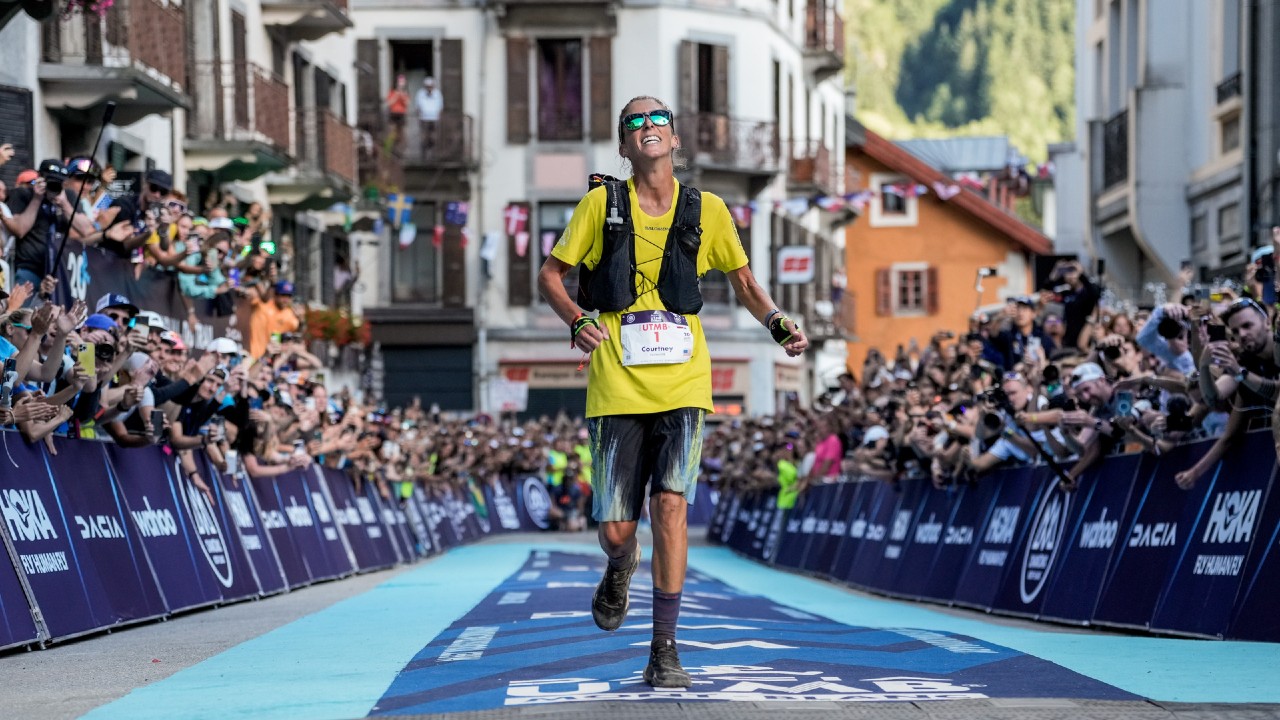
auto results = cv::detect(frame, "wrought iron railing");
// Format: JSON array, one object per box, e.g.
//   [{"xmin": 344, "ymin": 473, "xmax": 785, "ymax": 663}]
[
  {"xmin": 805, "ymin": 0, "xmax": 845, "ymax": 63},
  {"xmin": 1216, "ymin": 71, "xmax": 1242, "ymax": 105},
  {"xmin": 188, "ymin": 62, "xmax": 290, "ymax": 152},
  {"xmin": 42, "ymin": 0, "xmax": 187, "ymax": 89},
  {"xmin": 400, "ymin": 112, "xmax": 477, "ymax": 168},
  {"xmin": 320, "ymin": 109, "xmax": 357, "ymax": 185},
  {"xmin": 681, "ymin": 113, "xmax": 780, "ymax": 174},
  {"xmin": 1102, "ymin": 108, "xmax": 1128, "ymax": 190}
]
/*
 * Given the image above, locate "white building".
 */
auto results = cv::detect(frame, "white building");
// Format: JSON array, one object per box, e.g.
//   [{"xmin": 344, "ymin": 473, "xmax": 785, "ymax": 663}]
[{"xmin": 350, "ymin": 0, "xmax": 849, "ymax": 418}]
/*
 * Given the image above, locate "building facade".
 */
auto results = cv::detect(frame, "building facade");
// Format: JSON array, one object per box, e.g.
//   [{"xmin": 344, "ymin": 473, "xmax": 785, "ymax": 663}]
[
  {"xmin": 1056, "ymin": 0, "xmax": 1255, "ymax": 299},
  {"xmin": 349, "ymin": 0, "xmax": 849, "ymax": 418}
]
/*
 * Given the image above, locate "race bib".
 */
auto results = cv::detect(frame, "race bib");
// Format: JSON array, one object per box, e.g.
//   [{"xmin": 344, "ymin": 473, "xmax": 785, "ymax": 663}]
[{"xmin": 620, "ymin": 310, "xmax": 694, "ymax": 366}]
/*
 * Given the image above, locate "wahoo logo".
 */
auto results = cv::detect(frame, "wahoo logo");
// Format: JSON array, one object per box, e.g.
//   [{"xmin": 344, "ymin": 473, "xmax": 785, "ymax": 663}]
[
  {"xmin": 177, "ymin": 467, "xmax": 233, "ymax": 588},
  {"xmin": 1202, "ymin": 490, "xmax": 1261, "ymax": 545},
  {"xmin": 310, "ymin": 492, "xmax": 333, "ymax": 523},
  {"xmin": 1130, "ymin": 522, "xmax": 1176, "ymax": 547},
  {"xmin": 76, "ymin": 514, "xmax": 124, "ymax": 540},
  {"xmin": 890, "ymin": 510, "xmax": 912, "ymax": 542},
  {"xmin": 225, "ymin": 491, "xmax": 255, "ymax": 530},
  {"xmin": 130, "ymin": 496, "xmax": 179, "ymax": 538},
  {"xmin": 285, "ymin": 496, "xmax": 315, "ymax": 527},
  {"xmin": 0, "ymin": 488, "xmax": 58, "ymax": 542},
  {"xmin": 914, "ymin": 514, "xmax": 942, "ymax": 545},
  {"xmin": 522, "ymin": 477, "xmax": 551, "ymax": 530},
  {"xmin": 1079, "ymin": 508, "xmax": 1118, "ymax": 549},
  {"xmin": 1020, "ymin": 485, "xmax": 1070, "ymax": 604},
  {"xmin": 984, "ymin": 507, "xmax": 1020, "ymax": 545},
  {"xmin": 261, "ymin": 509, "xmax": 288, "ymax": 530}
]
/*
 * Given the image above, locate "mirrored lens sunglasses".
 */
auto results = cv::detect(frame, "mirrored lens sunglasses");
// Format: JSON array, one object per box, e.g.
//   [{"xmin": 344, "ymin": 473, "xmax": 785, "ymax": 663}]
[{"xmin": 621, "ymin": 110, "xmax": 673, "ymax": 132}]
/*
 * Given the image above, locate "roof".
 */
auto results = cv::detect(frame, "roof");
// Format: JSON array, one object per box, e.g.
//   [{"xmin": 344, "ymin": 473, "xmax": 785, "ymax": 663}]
[
  {"xmin": 894, "ymin": 136, "xmax": 1027, "ymax": 174},
  {"xmin": 848, "ymin": 121, "xmax": 1053, "ymax": 256}
]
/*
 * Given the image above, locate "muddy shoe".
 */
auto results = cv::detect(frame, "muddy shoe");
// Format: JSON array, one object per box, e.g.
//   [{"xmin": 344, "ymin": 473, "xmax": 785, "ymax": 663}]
[
  {"xmin": 591, "ymin": 544, "xmax": 640, "ymax": 631},
  {"xmin": 643, "ymin": 638, "xmax": 692, "ymax": 688}
]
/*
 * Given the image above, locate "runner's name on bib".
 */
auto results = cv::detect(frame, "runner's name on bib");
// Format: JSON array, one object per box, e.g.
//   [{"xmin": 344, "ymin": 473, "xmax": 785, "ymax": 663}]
[{"xmin": 620, "ymin": 310, "xmax": 694, "ymax": 366}]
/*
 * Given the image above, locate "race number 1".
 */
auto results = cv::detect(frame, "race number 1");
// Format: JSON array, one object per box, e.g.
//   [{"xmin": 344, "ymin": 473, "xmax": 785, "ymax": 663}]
[{"xmin": 620, "ymin": 310, "xmax": 694, "ymax": 366}]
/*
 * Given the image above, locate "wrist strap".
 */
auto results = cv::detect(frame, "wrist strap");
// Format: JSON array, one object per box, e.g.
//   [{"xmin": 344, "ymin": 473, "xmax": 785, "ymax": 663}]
[
  {"xmin": 570, "ymin": 313, "xmax": 599, "ymax": 347},
  {"xmin": 763, "ymin": 308, "xmax": 781, "ymax": 327},
  {"xmin": 768, "ymin": 314, "xmax": 797, "ymax": 346}
]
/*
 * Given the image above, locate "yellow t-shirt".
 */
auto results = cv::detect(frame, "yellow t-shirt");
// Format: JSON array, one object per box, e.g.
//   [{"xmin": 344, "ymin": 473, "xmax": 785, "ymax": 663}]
[{"xmin": 552, "ymin": 178, "xmax": 749, "ymax": 418}]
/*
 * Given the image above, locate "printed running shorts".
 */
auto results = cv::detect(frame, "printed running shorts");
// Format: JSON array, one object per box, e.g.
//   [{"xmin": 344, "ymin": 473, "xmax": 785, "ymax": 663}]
[{"xmin": 587, "ymin": 408, "xmax": 705, "ymax": 522}]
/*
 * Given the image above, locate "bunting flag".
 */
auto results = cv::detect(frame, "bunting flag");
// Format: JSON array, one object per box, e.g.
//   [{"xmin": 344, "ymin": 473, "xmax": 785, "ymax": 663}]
[
  {"xmin": 432, "ymin": 224, "xmax": 444, "ymax": 248},
  {"xmin": 398, "ymin": 221, "xmax": 417, "ymax": 249},
  {"xmin": 460, "ymin": 227, "xmax": 470, "ymax": 248},
  {"xmin": 514, "ymin": 231, "xmax": 530, "ymax": 258},
  {"xmin": 541, "ymin": 231, "xmax": 557, "ymax": 258},
  {"xmin": 445, "ymin": 201, "xmax": 470, "ymax": 226},
  {"xmin": 730, "ymin": 204, "xmax": 752, "ymax": 228},
  {"xmin": 386, "ymin": 193, "xmax": 415, "ymax": 228},
  {"xmin": 479, "ymin": 232, "xmax": 500, "ymax": 263},
  {"xmin": 503, "ymin": 203, "xmax": 529, "ymax": 236},
  {"xmin": 932, "ymin": 181, "xmax": 962, "ymax": 201}
]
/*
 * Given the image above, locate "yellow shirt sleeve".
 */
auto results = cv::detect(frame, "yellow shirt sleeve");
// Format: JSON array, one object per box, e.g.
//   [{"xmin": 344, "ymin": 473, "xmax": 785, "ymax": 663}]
[
  {"xmin": 551, "ymin": 187, "xmax": 606, "ymax": 269},
  {"xmin": 697, "ymin": 192, "xmax": 750, "ymax": 275}
]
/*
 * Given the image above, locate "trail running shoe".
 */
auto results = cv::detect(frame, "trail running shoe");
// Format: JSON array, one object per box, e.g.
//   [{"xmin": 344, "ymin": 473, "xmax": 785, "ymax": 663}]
[
  {"xmin": 643, "ymin": 638, "xmax": 692, "ymax": 688},
  {"xmin": 591, "ymin": 543, "xmax": 640, "ymax": 631}
]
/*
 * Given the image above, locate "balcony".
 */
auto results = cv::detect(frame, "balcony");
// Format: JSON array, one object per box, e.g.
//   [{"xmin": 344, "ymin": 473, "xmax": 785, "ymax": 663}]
[
  {"xmin": 803, "ymin": 0, "xmax": 845, "ymax": 81},
  {"xmin": 38, "ymin": 0, "xmax": 188, "ymax": 125},
  {"xmin": 788, "ymin": 140, "xmax": 836, "ymax": 196},
  {"xmin": 400, "ymin": 112, "xmax": 478, "ymax": 170},
  {"xmin": 186, "ymin": 62, "xmax": 291, "ymax": 182},
  {"xmin": 266, "ymin": 107, "xmax": 356, "ymax": 207},
  {"xmin": 1102, "ymin": 108, "xmax": 1128, "ymax": 190},
  {"xmin": 260, "ymin": 0, "xmax": 351, "ymax": 43},
  {"xmin": 681, "ymin": 113, "xmax": 780, "ymax": 178},
  {"xmin": 1216, "ymin": 71, "xmax": 1242, "ymax": 105}
]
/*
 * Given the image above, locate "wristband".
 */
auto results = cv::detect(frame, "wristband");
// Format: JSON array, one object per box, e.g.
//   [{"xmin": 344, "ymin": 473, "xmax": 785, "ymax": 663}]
[
  {"xmin": 763, "ymin": 308, "xmax": 781, "ymax": 327},
  {"xmin": 768, "ymin": 314, "xmax": 797, "ymax": 346},
  {"xmin": 570, "ymin": 313, "xmax": 599, "ymax": 347}
]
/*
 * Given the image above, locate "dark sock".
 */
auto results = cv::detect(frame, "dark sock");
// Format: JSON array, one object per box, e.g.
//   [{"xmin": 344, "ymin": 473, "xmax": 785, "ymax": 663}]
[{"xmin": 652, "ymin": 588, "xmax": 681, "ymax": 643}]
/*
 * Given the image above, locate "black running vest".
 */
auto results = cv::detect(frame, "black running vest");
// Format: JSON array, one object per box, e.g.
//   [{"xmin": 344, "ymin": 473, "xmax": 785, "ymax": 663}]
[{"xmin": 576, "ymin": 180, "xmax": 704, "ymax": 315}]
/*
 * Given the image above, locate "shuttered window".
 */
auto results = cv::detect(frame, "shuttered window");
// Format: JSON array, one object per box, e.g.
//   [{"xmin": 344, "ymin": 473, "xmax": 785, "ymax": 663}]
[
  {"xmin": 878, "ymin": 264, "xmax": 936, "ymax": 317},
  {"xmin": 355, "ymin": 39, "xmax": 381, "ymax": 132},
  {"xmin": 506, "ymin": 38, "xmax": 530, "ymax": 144},
  {"xmin": 0, "ymin": 85, "xmax": 33, "ymax": 188},
  {"xmin": 507, "ymin": 202, "xmax": 533, "ymax": 306},
  {"xmin": 588, "ymin": 37, "xmax": 612, "ymax": 142},
  {"xmin": 440, "ymin": 39, "xmax": 463, "ymax": 113}
]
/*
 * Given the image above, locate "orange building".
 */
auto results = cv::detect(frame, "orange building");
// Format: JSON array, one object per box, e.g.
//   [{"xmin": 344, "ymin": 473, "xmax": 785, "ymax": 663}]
[{"xmin": 843, "ymin": 125, "xmax": 1053, "ymax": 371}]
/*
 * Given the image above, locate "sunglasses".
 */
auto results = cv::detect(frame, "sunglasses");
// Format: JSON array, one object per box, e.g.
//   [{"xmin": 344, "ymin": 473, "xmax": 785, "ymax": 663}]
[
  {"xmin": 621, "ymin": 109, "xmax": 673, "ymax": 132},
  {"xmin": 148, "ymin": 184, "xmax": 168, "ymax": 195},
  {"xmin": 1221, "ymin": 296, "xmax": 1268, "ymax": 322}
]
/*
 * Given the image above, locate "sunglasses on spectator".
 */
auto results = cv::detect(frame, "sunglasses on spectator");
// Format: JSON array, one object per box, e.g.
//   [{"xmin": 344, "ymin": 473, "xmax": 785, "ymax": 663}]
[
  {"xmin": 148, "ymin": 184, "xmax": 168, "ymax": 195},
  {"xmin": 1220, "ymin": 296, "xmax": 1268, "ymax": 322},
  {"xmin": 621, "ymin": 109, "xmax": 673, "ymax": 132}
]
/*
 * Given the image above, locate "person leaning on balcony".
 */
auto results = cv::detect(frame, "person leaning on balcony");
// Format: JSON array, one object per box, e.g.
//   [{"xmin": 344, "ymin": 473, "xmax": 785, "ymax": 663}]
[
  {"xmin": 385, "ymin": 74, "xmax": 410, "ymax": 149},
  {"xmin": 414, "ymin": 77, "xmax": 444, "ymax": 158}
]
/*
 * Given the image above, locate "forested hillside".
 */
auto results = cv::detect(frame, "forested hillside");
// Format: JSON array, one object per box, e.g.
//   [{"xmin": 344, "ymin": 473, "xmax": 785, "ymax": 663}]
[{"xmin": 846, "ymin": 0, "xmax": 1075, "ymax": 163}]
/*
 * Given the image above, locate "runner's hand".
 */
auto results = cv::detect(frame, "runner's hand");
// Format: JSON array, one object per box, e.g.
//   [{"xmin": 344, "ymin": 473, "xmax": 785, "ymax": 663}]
[
  {"xmin": 781, "ymin": 318, "xmax": 808, "ymax": 358},
  {"xmin": 573, "ymin": 320, "xmax": 609, "ymax": 353}
]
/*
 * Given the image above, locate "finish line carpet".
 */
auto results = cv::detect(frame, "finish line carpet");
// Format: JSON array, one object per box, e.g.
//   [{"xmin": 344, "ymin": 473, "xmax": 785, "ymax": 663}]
[{"xmin": 369, "ymin": 550, "xmax": 1136, "ymax": 715}]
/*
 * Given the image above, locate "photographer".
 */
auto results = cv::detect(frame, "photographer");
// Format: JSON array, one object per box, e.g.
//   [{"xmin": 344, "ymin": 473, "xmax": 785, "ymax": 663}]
[
  {"xmin": 1177, "ymin": 298, "xmax": 1278, "ymax": 489},
  {"xmin": 1135, "ymin": 303, "xmax": 1196, "ymax": 376},
  {"xmin": 1057, "ymin": 362, "xmax": 1132, "ymax": 489},
  {"xmin": 1047, "ymin": 259, "xmax": 1100, "ymax": 349},
  {"xmin": 96, "ymin": 169, "xmax": 176, "ymax": 258},
  {"xmin": 5, "ymin": 160, "xmax": 96, "ymax": 302},
  {"xmin": 992, "ymin": 297, "xmax": 1056, "ymax": 370}
]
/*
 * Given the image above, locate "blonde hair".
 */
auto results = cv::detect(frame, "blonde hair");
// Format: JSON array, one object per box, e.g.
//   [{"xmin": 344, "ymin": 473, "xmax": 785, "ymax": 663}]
[{"xmin": 617, "ymin": 95, "xmax": 687, "ymax": 171}]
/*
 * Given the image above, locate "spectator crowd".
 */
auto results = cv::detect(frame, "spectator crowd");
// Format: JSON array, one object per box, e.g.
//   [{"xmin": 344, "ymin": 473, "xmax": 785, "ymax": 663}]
[{"xmin": 2, "ymin": 147, "xmax": 1278, "ymax": 533}]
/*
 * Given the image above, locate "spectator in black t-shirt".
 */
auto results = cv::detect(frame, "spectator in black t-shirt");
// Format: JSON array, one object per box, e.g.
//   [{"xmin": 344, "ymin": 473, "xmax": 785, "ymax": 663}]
[
  {"xmin": 95, "ymin": 168, "xmax": 174, "ymax": 257},
  {"xmin": 4, "ymin": 160, "xmax": 95, "ymax": 303},
  {"xmin": 1048, "ymin": 260, "xmax": 1100, "ymax": 350}
]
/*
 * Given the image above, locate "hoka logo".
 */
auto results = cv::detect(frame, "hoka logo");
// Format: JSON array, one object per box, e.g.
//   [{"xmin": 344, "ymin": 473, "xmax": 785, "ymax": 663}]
[
  {"xmin": 984, "ymin": 507, "xmax": 1020, "ymax": 545},
  {"xmin": 1202, "ymin": 490, "xmax": 1261, "ymax": 544},
  {"xmin": 0, "ymin": 489, "xmax": 57, "ymax": 542}
]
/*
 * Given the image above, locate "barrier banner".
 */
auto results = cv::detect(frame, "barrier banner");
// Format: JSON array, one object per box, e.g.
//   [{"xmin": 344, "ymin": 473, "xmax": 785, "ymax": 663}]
[
  {"xmin": 463, "ymin": 478, "xmax": 491, "ymax": 538},
  {"xmin": 746, "ymin": 494, "xmax": 779, "ymax": 561},
  {"xmin": 867, "ymin": 478, "xmax": 932, "ymax": 592},
  {"xmin": 1227, "ymin": 458, "xmax": 1280, "ymax": 641},
  {"xmin": 988, "ymin": 474, "xmax": 1076, "ymax": 618},
  {"xmin": 950, "ymin": 466, "xmax": 1042, "ymax": 610},
  {"xmin": 103, "ymin": 445, "xmax": 223, "ymax": 612},
  {"xmin": 706, "ymin": 483, "xmax": 732, "ymax": 540},
  {"xmin": 0, "ymin": 436, "xmax": 104, "ymax": 639},
  {"xmin": 0, "ymin": 533, "xmax": 40, "ymax": 650},
  {"xmin": 1037, "ymin": 455, "xmax": 1142, "ymax": 624},
  {"xmin": 44, "ymin": 437, "xmax": 168, "ymax": 629},
  {"xmin": 803, "ymin": 483, "xmax": 855, "ymax": 578},
  {"xmin": 186, "ymin": 453, "xmax": 262, "ymax": 602},
  {"xmin": 216, "ymin": 470, "xmax": 288, "ymax": 596},
  {"xmin": 319, "ymin": 469, "xmax": 397, "ymax": 572},
  {"xmin": 883, "ymin": 481, "xmax": 958, "ymax": 600},
  {"xmin": 726, "ymin": 489, "xmax": 762, "ymax": 556},
  {"xmin": 250, "ymin": 474, "xmax": 313, "ymax": 588},
  {"xmin": 759, "ymin": 496, "xmax": 787, "ymax": 564},
  {"xmin": 513, "ymin": 475, "xmax": 552, "ymax": 532},
  {"xmin": 826, "ymin": 480, "xmax": 875, "ymax": 581},
  {"xmin": 401, "ymin": 492, "xmax": 434, "ymax": 557},
  {"xmin": 365, "ymin": 483, "xmax": 411, "ymax": 562},
  {"xmin": 841, "ymin": 481, "xmax": 902, "ymax": 588},
  {"xmin": 713, "ymin": 489, "xmax": 743, "ymax": 549},
  {"xmin": 687, "ymin": 483, "xmax": 717, "ymax": 526},
  {"xmin": 920, "ymin": 480, "xmax": 998, "ymax": 602},
  {"xmin": 419, "ymin": 487, "xmax": 456, "ymax": 550},
  {"xmin": 484, "ymin": 478, "xmax": 523, "ymax": 534},
  {"xmin": 1149, "ymin": 432, "xmax": 1276, "ymax": 638},
  {"xmin": 1091, "ymin": 448, "xmax": 1199, "ymax": 630},
  {"xmin": 295, "ymin": 469, "xmax": 357, "ymax": 580}
]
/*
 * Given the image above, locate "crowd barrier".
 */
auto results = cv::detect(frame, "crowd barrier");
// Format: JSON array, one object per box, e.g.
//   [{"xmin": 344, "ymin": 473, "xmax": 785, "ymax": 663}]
[
  {"xmin": 0, "ymin": 432, "xmax": 565, "ymax": 651},
  {"xmin": 707, "ymin": 428, "xmax": 1280, "ymax": 642}
]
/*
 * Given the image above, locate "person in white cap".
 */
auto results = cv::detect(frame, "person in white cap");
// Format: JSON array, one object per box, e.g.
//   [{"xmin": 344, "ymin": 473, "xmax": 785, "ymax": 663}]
[{"xmin": 1052, "ymin": 361, "xmax": 1125, "ymax": 490}]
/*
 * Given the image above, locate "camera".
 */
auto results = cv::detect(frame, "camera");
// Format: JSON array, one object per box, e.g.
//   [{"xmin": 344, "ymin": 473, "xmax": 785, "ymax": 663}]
[
  {"xmin": 45, "ymin": 179, "xmax": 63, "ymax": 196},
  {"xmin": 1156, "ymin": 316, "xmax": 1186, "ymax": 339},
  {"xmin": 1165, "ymin": 395, "xmax": 1194, "ymax": 433},
  {"xmin": 1101, "ymin": 344, "xmax": 1123, "ymax": 361},
  {"xmin": 1043, "ymin": 364, "xmax": 1061, "ymax": 384}
]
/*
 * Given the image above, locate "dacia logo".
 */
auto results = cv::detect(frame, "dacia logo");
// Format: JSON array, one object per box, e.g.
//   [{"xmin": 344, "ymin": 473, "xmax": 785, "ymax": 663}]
[
  {"xmin": 0, "ymin": 488, "xmax": 58, "ymax": 542},
  {"xmin": 76, "ymin": 514, "xmax": 124, "ymax": 540},
  {"xmin": 1202, "ymin": 490, "xmax": 1261, "ymax": 545},
  {"xmin": 1020, "ymin": 485, "xmax": 1070, "ymax": 604}
]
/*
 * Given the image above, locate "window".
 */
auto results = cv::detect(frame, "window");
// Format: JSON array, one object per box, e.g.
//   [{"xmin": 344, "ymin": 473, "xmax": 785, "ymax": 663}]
[
  {"xmin": 1222, "ymin": 0, "xmax": 1241, "ymax": 79},
  {"xmin": 1220, "ymin": 113, "xmax": 1241, "ymax": 153},
  {"xmin": 1191, "ymin": 214, "xmax": 1208, "ymax": 251},
  {"xmin": 536, "ymin": 201, "xmax": 578, "ymax": 302},
  {"xmin": 868, "ymin": 173, "xmax": 918, "ymax": 227},
  {"xmin": 392, "ymin": 201, "xmax": 440, "ymax": 303},
  {"xmin": 1218, "ymin": 202, "xmax": 1240, "ymax": 240},
  {"xmin": 880, "ymin": 184, "xmax": 907, "ymax": 215},
  {"xmin": 895, "ymin": 269, "xmax": 925, "ymax": 313},
  {"xmin": 537, "ymin": 39, "xmax": 583, "ymax": 141}
]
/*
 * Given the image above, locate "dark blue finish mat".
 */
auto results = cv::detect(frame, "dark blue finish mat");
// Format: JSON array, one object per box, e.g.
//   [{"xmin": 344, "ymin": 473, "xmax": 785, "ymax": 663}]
[{"xmin": 369, "ymin": 550, "xmax": 1136, "ymax": 714}]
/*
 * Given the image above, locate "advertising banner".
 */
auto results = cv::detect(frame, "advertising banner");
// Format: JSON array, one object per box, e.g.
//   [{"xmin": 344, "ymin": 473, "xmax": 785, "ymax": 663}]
[
  {"xmin": 726, "ymin": 490, "xmax": 763, "ymax": 557},
  {"xmin": 1227, "ymin": 460, "xmax": 1280, "ymax": 641},
  {"xmin": 865, "ymin": 478, "xmax": 931, "ymax": 592},
  {"xmin": 249, "ymin": 473, "xmax": 313, "ymax": 588},
  {"xmin": 706, "ymin": 485, "xmax": 732, "ymax": 540},
  {"xmin": 883, "ymin": 481, "xmax": 959, "ymax": 600},
  {"xmin": 216, "ymin": 469, "xmax": 288, "ymax": 596},
  {"xmin": 319, "ymin": 468, "xmax": 397, "ymax": 572},
  {"xmin": 687, "ymin": 483, "xmax": 717, "ymax": 526},
  {"xmin": 805, "ymin": 483, "xmax": 856, "ymax": 579},
  {"xmin": 44, "ymin": 437, "xmax": 168, "ymax": 629},
  {"xmin": 419, "ymin": 486, "xmax": 456, "ymax": 550},
  {"xmin": 746, "ymin": 494, "xmax": 779, "ymax": 561},
  {"xmin": 181, "ymin": 453, "xmax": 262, "ymax": 602},
  {"xmin": 292, "ymin": 469, "xmax": 356, "ymax": 581},
  {"xmin": 364, "ymin": 482, "xmax": 411, "ymax": 562},
  {"xmin": 0, "ymin": 535, "xmax": 40, "ymax": 650},
  {"xmin": 400, "ymin": 491, "xmax": 433, "ymax": 557},
  {"xmin": 825, "ymin": 480, "xmax": 875, "ymax": 581},
  {"xmin": 950, "ymin": 466, "xmax": 1041, "ymax": 610},
  {"xmin": 988, "ymin": 471, "xmax": 1076, "ymax": 618},
  {"xmin": 1037, "ymin": 455, "xmax": 1141, "ymax": 624},
  {"xmin": 0, "ymin": 436, "xmax": 104, "ymax": 639},
  {"xmin": 104, "ymin": 445, "xmax": 224, "ymax": 612},
  {"xmin": 484, "ymin": 478, "xmax": 524, "ymax": 535},
  {"xmin": 1148, "ymin": 432, "xmax": 1276, "ymax": 638},
  {"xmin": 513, "ymin": 475, "xmax": 552, "ymax": 532},
  {"xmin": 1091, "ymin": 448, "xmax": 1200, "ymax": 630},
  {"xmin": 841, "ymin": 480, "xmax": 904, "ymax": 588}
]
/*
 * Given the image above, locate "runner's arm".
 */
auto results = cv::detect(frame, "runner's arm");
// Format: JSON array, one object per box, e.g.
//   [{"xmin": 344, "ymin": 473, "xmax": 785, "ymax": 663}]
[{"xmin": 537, "ymin": 255, "xmax": 608, "ymax": 352}]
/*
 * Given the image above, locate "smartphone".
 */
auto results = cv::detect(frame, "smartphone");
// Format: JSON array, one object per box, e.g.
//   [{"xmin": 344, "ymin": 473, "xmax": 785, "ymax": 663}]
[
  {"xmin": 1207, "ymin": 324, "xmax": 1228, "ymax": 343},
  {"xmin": 77, "ymin": 343, "xmax": 96, "ymax": 377},
  {"xmin": 249, "ymin": 396, "xmax": 264, "ymax": 411},
  {"xmin": 1114, "ymin": 390, "xmax": 1134, "ymax": 417},
  {"xmin": 150, "ymin": 409, "xmax": 167, "ymax": 441}
]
